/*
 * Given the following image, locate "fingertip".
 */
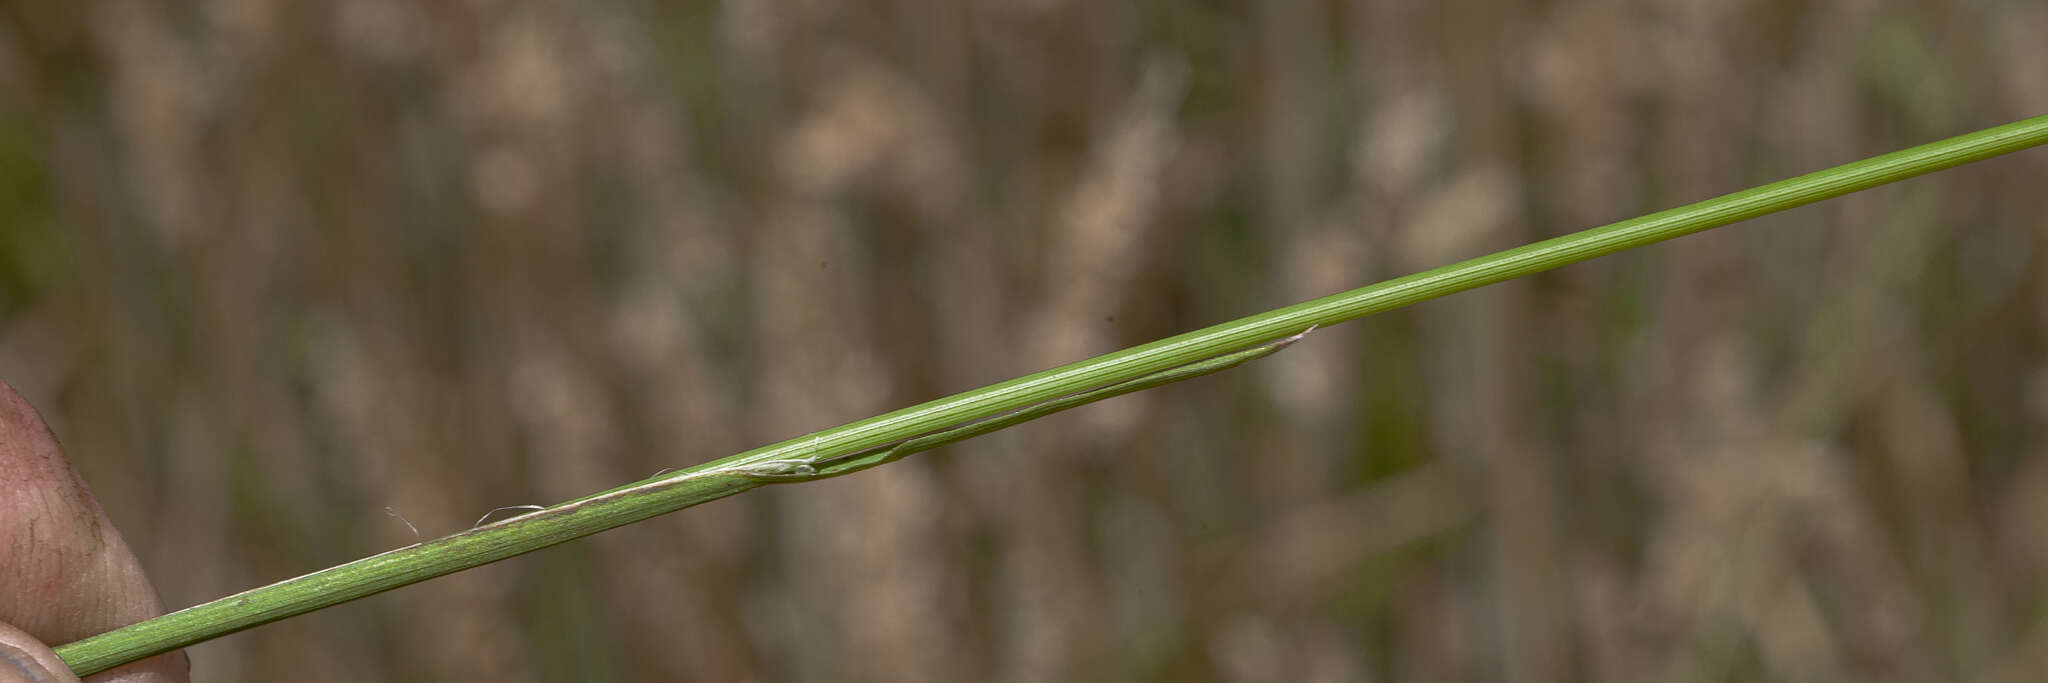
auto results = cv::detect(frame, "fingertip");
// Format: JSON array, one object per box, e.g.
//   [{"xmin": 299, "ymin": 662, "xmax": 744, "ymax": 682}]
[
  {"xmin": 0, "ymin": 379, "xmax": 80, "ymax": 495},
  {"xmin": 0, "ymin": 381, "xmax": 184, "ymax": 681},
  {"xmin": 80, "ymin": 650, "xmax": 188, "ymax": 683}
]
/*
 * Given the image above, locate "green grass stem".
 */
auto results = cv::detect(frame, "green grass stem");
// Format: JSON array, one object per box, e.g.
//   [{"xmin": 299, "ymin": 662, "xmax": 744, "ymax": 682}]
[{"xmin": 55, "ymin": 113, "xmax": 2048, "ymax": 676}]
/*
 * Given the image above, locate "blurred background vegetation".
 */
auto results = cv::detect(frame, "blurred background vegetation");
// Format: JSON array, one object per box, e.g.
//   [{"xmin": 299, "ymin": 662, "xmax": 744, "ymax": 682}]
[{"xmin": 2, "ymin": 1, "xmax": 2046, "ymax": 681}]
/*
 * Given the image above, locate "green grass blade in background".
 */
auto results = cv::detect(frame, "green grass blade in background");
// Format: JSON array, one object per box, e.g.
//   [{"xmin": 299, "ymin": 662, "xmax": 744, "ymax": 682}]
[{"xmin": 53, "ymin": 113, "xmax": 2048, "ymax": 677}]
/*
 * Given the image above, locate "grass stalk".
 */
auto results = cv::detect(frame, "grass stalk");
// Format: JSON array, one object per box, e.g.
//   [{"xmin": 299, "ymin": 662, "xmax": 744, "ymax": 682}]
[{"xmin": 54, "ymin": 113, "xmax": 2048, "ymax": 677}]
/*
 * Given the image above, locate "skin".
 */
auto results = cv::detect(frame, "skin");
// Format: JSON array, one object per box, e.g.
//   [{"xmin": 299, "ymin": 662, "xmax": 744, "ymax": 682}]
[{"xmin": 0, "ymin": 381, "xmax": 187, "ymax": 683}]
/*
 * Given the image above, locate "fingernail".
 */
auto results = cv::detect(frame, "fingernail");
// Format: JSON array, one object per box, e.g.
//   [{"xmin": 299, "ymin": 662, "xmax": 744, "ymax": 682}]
[
  {"xmin": 93, "ymin": 673, "xmax": 176, "ymax": 683},
  {"xmin": 0, "ymin": 640, "xmax": 56, "ymax": 683}
]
